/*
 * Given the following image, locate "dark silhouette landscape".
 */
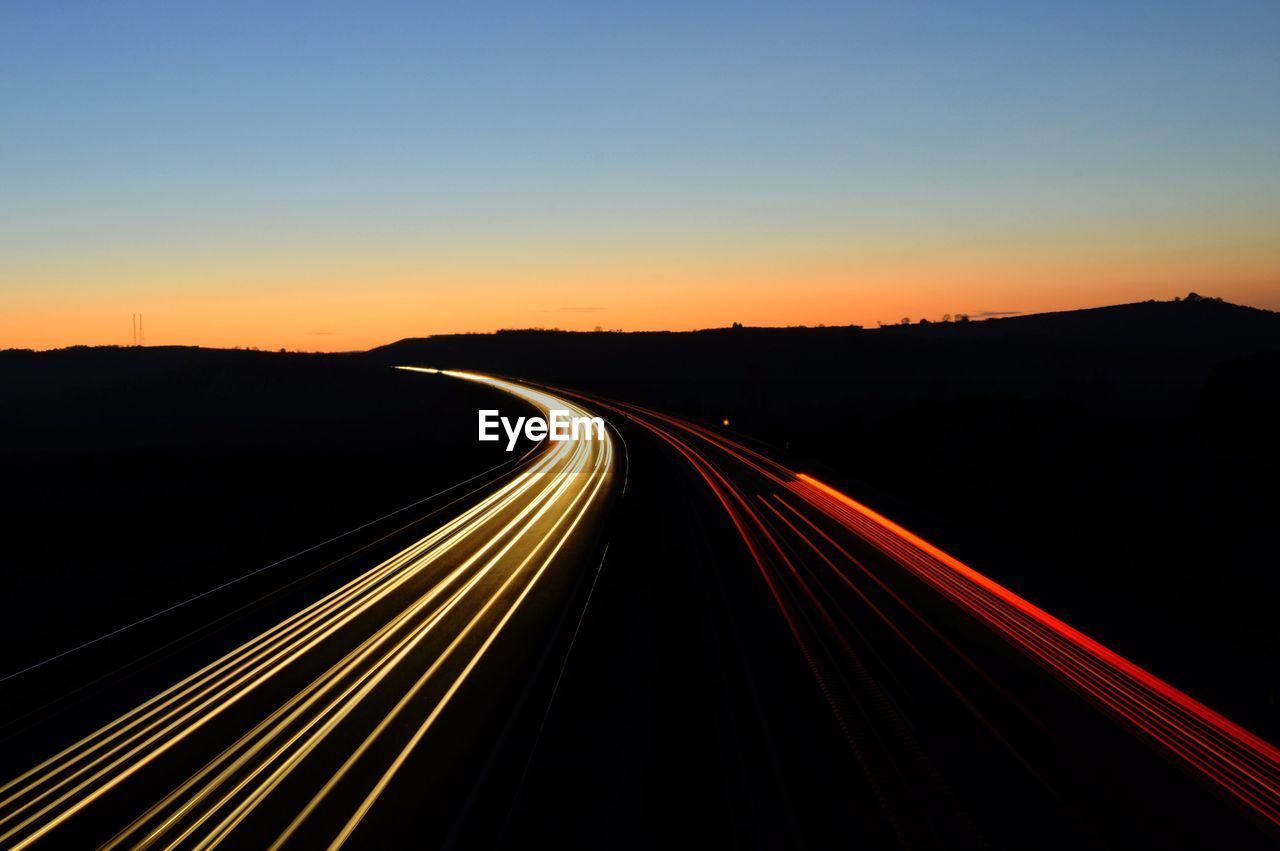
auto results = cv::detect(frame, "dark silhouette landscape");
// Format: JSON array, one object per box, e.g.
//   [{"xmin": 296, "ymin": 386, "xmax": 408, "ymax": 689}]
[
  {"xmin": 6, "ymin": 295, "xmax": 1278, "ymax": 716},
  {"xmin": 3, "ymin": 294, "xmax": 1278, "ymax": 848},
  {"xmin": 374, "ymin": 295, "xmax": 1280, "ymax": 733}
]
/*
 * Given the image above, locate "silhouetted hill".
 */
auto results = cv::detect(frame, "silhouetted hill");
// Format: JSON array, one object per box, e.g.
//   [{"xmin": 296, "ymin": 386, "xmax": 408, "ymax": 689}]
[
  {"xmin": 373, "ymin": 296, "xmax": 1280, "ymax": 735},
  {"xmin": 371, "ymin": 297, "xmax": 1280, "ymax": 417}
]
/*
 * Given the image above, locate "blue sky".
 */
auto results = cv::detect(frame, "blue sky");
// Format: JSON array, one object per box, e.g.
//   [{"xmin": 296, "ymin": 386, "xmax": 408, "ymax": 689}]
[{"xmin": 2, "ymin": 1, "xmax": 1278, "ymax": 347}]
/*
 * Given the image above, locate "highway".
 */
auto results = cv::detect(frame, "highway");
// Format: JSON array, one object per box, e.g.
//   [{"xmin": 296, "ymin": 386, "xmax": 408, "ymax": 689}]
[
  {"xmin": 0, "ymin": 371, "xmax": 615, "ymax": 849},
  {"xmin": 3, "ymin": 367, "xmax": 1278, "ymax": 848}
]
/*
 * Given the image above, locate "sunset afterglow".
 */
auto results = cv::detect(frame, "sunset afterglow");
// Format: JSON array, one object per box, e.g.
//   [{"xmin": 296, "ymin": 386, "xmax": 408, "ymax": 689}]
[{"xmin": 3, "ymin": 2, "xmax": 1278, "ymax": 350}]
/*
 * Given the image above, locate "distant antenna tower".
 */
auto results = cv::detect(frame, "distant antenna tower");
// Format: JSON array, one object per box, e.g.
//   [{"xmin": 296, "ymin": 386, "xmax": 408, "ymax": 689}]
[
  {"xmin": 139, "ymin": 313, "xmax": 144, "ymax": 347},
  {"xmin": 131, "ymin": 313, "xmax": 137, "ymax": 346}
]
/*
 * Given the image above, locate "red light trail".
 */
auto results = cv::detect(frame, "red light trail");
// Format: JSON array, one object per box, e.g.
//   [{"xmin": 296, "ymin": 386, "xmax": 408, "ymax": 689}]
[{"xmin": 555, "ymin": 384, "xmax": 1280, "ymax": 836}]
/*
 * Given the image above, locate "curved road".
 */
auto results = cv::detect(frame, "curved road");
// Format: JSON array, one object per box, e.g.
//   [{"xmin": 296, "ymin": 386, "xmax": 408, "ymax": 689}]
[{"xmin": 2, "ymin": 367, "xmax": 1278, "ymax": 849}]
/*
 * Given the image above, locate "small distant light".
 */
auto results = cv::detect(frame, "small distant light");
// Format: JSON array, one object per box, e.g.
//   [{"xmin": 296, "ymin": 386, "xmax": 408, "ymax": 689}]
[{"xmin": 722, "ymin": 418, "xmax": 731, "ymax": 427}]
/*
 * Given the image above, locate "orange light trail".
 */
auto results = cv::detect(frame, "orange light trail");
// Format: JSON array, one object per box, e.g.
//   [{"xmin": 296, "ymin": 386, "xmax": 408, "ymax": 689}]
[{"xmin": 791, "ymin": 472, "xmax": 1280, "ymax": 828}]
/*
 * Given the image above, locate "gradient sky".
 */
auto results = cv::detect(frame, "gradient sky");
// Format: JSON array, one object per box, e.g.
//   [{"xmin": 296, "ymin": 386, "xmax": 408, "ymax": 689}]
[{"xmin": 3, "ymin": 1, "xmax": 1278, "ymax": 351}]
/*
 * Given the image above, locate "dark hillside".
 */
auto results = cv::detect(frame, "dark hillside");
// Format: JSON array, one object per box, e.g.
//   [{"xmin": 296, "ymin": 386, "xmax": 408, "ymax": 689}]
[{"xmin": 372, "ymin": 297, "xmax": 1280, "ymax": 736}]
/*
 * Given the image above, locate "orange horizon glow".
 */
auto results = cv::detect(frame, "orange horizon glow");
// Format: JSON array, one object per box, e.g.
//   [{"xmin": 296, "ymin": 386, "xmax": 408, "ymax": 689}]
[
  {"xmin": 5, "ymin": 228, "xmax": 1278, "ymax": 352},
  {"xmin": 6, "ymin": 3, "xmax": 1279, "ymax": 355},
  {"xmin": 7, "ymin": 283, "xmax": 1278, "ymax": 353}
]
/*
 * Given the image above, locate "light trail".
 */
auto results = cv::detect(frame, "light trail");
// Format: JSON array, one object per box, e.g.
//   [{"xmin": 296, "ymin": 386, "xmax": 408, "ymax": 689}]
[
  {"xmin": 0, "ymin": 369, "xmax": 614, "ymax": 849},
  {"xmin": 790, "ymin": 473, "xmax": 1280, "ymax": 828},
  {"xmin": 7, "ymin": 368, "xmax": 1276, "ymax": 845},
  {"xmin": 543, "ymin": 382, "xmax": 1280, "ymax": 840}
]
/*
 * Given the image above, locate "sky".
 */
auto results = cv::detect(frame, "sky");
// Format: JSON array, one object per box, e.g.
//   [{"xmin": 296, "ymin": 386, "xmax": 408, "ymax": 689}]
[{"xmin": 2, "ymin": 0, "xmax": 1278, "ymax": 351}]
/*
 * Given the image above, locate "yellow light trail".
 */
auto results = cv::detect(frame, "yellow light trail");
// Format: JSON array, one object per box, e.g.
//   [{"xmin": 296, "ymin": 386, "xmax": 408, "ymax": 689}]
[{"xmin": 0, "ymin": 370, "xmax": 615, "ymax": 849}]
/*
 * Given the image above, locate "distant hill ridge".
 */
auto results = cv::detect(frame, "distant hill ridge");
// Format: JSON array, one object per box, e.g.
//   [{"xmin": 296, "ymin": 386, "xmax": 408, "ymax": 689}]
[
  {"xmin": 6, "ymin": 296, "xmax": 1277, "ymax": 416},
  {"xmin": 376, "ymin": 294, "xmax": 1277, "ymax": 348},
  {"xmin": 369, "ymin": 296, "xmax": 1279, "ymax": 414}
]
